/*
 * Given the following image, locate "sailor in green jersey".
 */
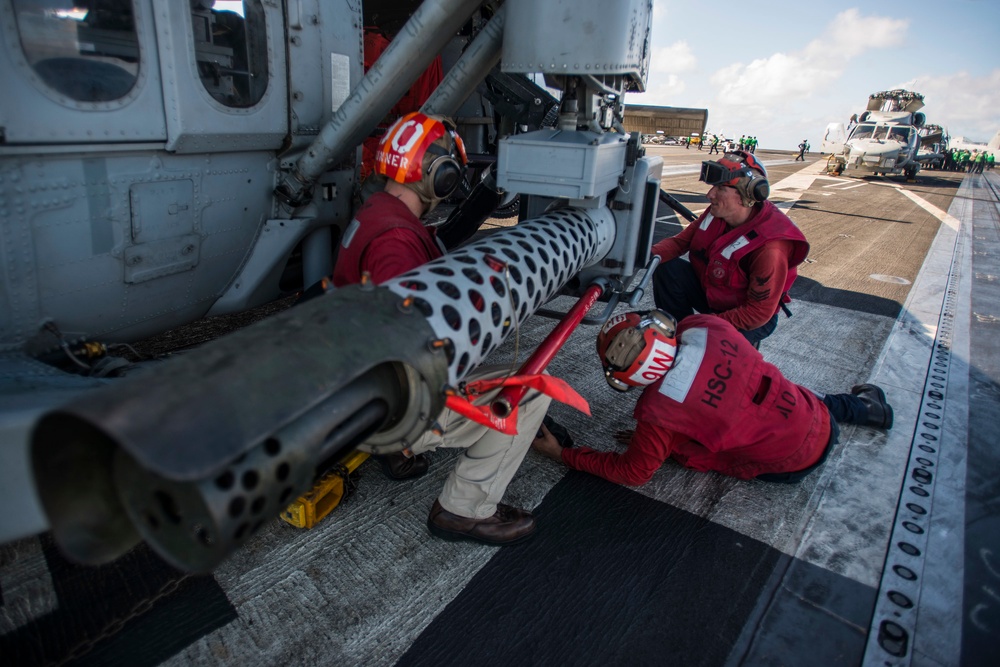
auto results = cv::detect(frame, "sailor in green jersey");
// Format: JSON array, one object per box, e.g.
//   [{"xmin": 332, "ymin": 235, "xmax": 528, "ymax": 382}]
[{"xmin": 974, "ymin": 151, "xmax": 986, "ymax": 174}]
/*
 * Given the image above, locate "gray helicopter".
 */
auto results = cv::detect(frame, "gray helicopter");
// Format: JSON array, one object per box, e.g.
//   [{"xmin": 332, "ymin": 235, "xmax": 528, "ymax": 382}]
[
  {"xmin": 827, "ymin": 89, "xmax": 943, "ymax": 181},
  {"xmin": 1, "ymin": 0, "xmax": 662, "ymax": 572}
]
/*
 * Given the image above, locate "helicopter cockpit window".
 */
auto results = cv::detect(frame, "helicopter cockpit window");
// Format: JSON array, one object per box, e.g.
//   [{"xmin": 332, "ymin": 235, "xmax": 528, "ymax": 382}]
[
  {"xmin": 850, "ymin": 124, "xmax": 877, "ymax": 141},
  {"xmin": 12, "ymin": 0, "xmax": 139, "ymax": 102},
  {"xmin": 888, "ymin": 127, "xmax": 912, "ymax": 143},
  {"xmin": 190, "ymin": 0, "xmax": 268, "ymax": 108}
]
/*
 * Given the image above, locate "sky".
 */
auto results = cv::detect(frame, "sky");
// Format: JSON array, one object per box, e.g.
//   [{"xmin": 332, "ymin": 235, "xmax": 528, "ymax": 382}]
[{"xmin": 627, "ymin": 0, "xmax": 1000, "ymax": 150}]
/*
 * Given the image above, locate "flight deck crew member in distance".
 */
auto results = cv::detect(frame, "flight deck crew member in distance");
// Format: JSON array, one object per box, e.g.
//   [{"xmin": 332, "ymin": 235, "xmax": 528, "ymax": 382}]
[
  {"xmin": 708, "ymin": 135, "xmax": 721, "ymax": 155},
  {"xmin": 649, "ymin": 150, "xmax": 809, "ymax": 348},
  {"xmin": 334, "ymin": 112, "xmax": 550, "ymax": 545},
  {"xmin": 531, "ymin": 310, "xmax": 894, "ymax": 486}
]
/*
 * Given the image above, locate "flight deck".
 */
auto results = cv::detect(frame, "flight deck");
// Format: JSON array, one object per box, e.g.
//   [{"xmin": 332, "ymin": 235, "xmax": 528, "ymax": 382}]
[{"xmin": 1, "ymin": 149, "xmax": 997, "ymax": 666}]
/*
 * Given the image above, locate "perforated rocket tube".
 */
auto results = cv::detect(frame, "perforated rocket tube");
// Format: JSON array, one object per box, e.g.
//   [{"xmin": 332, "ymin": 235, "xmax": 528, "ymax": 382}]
[{"xmin": 382, "ymin": 206, "xmax": 616, "ymax": 387}]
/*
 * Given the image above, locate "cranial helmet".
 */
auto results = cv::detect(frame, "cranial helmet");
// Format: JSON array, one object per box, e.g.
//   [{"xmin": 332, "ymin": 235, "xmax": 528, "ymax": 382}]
[
  {"xmin": 699, "ymin": 149, "xmax": 770, "ymax": 206},
  {"xmin": 596, "ymin": 310, "xmax": 678, "ymax": 392},
  {"xmin": 375, "ymin": 112, "xmax": 468, "ymax": 213}
]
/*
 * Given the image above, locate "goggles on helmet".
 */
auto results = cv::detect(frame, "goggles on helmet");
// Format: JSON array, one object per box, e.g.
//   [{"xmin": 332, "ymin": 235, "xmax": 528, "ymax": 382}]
[
  {"xmin": 700, "ymin": 160, "xmax": 745, "ymax": 187},
  {"xmin": 700, "ymin": 150, "xmax": 765, "ymax": 187}
]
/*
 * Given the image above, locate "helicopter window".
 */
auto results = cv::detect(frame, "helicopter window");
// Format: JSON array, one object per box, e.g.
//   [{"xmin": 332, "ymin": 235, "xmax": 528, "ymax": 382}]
[
  {"xmin": 190, "ymin": 0, "xmax": 268, "ymax": 108},
  {"xmin": 849, "ymin": 124, "xmax": 876, "ymax": 141},
  {"xmin": 888, "ymin": 127, "xmax": 911, "ymax": 143},
  {"xmin": 12, "ymin": 0, "xmax": 139, "ymax": 102}
]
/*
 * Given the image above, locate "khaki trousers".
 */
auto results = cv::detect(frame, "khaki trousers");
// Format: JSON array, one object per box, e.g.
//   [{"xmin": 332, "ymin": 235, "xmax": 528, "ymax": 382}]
[{"xmin": 410, "ymin": 367, "xmax": 551, "ymax": 519}]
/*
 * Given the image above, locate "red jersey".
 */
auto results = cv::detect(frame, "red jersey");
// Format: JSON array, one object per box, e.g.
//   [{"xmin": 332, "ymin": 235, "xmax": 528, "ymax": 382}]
[
  {"xmin": 332, "ymin": 192, "xmax": 442, "ymax": 287},
  {"xmin": 562, "ymin": 315, "xmax": 832, "ymax": 485},
  {"xmin": 651, "ymin": 201, "xmax": 809, "ymax": 330}
]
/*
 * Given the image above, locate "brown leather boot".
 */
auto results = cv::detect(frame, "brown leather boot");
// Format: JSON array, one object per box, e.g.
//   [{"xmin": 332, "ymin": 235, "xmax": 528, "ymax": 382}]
[
  {"xmin": 376, "ymin": 452, "xmax": 429, "ymax": 480},
  {"xmin": 427, "ymin": 499, "xmax": 536, "ymax": 545}
]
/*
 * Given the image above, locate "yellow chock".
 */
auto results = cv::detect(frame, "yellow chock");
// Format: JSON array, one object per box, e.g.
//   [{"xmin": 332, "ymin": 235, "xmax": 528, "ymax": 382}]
[{"xmin": 281, "ymin": 450, "xmax": 370, "ymax": 529}]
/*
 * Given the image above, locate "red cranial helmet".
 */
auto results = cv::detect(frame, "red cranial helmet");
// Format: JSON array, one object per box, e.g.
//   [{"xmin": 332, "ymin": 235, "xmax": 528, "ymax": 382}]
[
  {"xmin": 375, "ymin": 112, "xmax": 468, "ymax": 212},
  {"xmin": 700, "ymin": 149, "xmax": 769, "ymax": 206},
  {"xmin": 596, "ymin": 310, "xmax": 678, "ymax": 392}
]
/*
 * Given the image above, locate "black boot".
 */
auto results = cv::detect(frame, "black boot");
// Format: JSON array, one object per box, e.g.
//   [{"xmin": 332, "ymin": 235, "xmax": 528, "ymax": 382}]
[
  {"xmin": 376, "ymin": 452, "xmax": 429, "ymax": 481},
  {"xmin": 852, "ymin": 384, "xmax": 894, "ymax": 429}
]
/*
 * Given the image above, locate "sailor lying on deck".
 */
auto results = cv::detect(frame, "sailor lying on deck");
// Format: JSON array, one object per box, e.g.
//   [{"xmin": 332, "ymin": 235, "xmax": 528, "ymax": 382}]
[{"xmin": 531, "ymin": 310, "xmax": 893, "ymax": 486}]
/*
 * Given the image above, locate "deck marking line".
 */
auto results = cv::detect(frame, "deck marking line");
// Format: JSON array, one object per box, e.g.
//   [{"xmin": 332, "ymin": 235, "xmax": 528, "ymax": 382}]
[{"xmin": 896, "ymin": 188, "xmax": 961, "ymax": 232}]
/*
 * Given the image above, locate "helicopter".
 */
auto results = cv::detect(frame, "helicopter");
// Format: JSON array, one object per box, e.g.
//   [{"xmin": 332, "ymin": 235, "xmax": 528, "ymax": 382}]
[
  {"xmin": 826, "ymin": 89, "xmax": 942, "ymax": 181},
  {"xmin": 0, "ymin": 0, "xmax": 663, "ymax": 572}
]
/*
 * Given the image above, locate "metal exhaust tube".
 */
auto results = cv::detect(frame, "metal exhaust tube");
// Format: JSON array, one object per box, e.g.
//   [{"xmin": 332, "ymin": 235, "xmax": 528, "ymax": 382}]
[
  {"xmin": 31, "ymin": 206, "xmax": 616, "ymax": 571},
  {"xmin": 32, "ymin": 287, "xmax": 448, "ymax": 571},
  {"xmin": 109, "ymin": 368, "xmax": 394, "ymax": 573}
]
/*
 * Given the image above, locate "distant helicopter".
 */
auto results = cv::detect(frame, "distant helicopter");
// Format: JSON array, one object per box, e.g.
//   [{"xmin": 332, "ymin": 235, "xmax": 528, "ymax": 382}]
[
  {"xmin": 916, "ymin": 123, "xmax": 949, "ymax": 170},
  {"xmin": 1, "ymin": 0, "xmax": 664, "ymax": 572},
  {"xmin": 826, "ymin": 89, "xmax": 942, "ymax": 181}
]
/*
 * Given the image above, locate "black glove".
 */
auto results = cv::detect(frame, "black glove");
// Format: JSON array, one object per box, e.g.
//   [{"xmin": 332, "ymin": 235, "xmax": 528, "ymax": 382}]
[{"xmin": 539, "ymin": 415, "xmax": 575, "ymax": 448}]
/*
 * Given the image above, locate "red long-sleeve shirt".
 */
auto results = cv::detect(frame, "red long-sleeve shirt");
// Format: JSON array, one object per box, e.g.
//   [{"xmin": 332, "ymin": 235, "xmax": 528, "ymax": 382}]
[
  {"xmin": 561, "ymin": 421, "xmax": 673, "ymax": 486},
  {"xmin": 561, "ymin": 315, "xmax": 831, "ymax": 486},
  {"xmin": 651, "ymin": 215, "xmax": 795, "ymax": 331},
  {"xmin": 362, "ymin": 226, "xmax": 441, "ymax": 284}
]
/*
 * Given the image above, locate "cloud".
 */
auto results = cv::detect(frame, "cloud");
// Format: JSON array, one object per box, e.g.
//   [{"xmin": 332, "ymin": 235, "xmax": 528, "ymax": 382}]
[
  {"xmin": 635, "ymin": 40, "xmax": 694, "ymax": 102},
  {"xmin": 911, "ymin": 69, "xmax": 1000, "ymax": 141},
  {"xmin": 710, "ymin": 54, "xmax": 839, "ymax": 104},
  {"xmin": 634, "ymin": 73, "xmax": 687, "ymax": 104},
  {"xmin": 804, "ymin": 9, "xmax": 908, "ymax": 61},
  {"xmin": 658, "ymin": 74, "xmax": 687, "ymax": 96},
  {"xmin": 651, "ymin": 1, "xmax": 668, "ymax": 23},
  {"xmin": 713, "ymin": 10, "xmax": 909, "ymax": 107},
  {"xmin": 648, "ymin": 40, "xmax": 696, "ymax": 75},
  {"xmin": 631, "ymin": 7, "xmax": 918, "ymax": 148}
]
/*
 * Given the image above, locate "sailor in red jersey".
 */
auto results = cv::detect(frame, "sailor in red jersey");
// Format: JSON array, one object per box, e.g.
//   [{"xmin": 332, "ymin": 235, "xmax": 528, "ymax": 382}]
[
  {"xmin": 651, "ymin": 151, "xmax": 809, "ymax": 347},
  {"xmin": 333, "ymin": 112, "xmax": 466, "ymax": 287},
  {"xmin": 334, "ymin": 113, "xmax": 549, "ymax": 545},
  {"xmin": 532, "ymin": 310, "xmax": 893, "ymax": 486}
]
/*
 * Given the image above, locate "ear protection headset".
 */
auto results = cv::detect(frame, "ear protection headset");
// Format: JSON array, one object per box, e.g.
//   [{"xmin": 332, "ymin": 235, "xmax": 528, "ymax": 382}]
[
  {"xmin": 424, "ymin": 142, "xmax": 464, "ymax": 199},
  {"xmin": 737, "ymin": 160, "xmax": 770, "ymax": 204}
]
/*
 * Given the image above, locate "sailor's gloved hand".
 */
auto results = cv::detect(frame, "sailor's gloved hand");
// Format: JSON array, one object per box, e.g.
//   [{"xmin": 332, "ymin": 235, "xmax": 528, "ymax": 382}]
[{"xmin": 531, "ymin": 424, "xmax": 565, "ymax": 462}]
